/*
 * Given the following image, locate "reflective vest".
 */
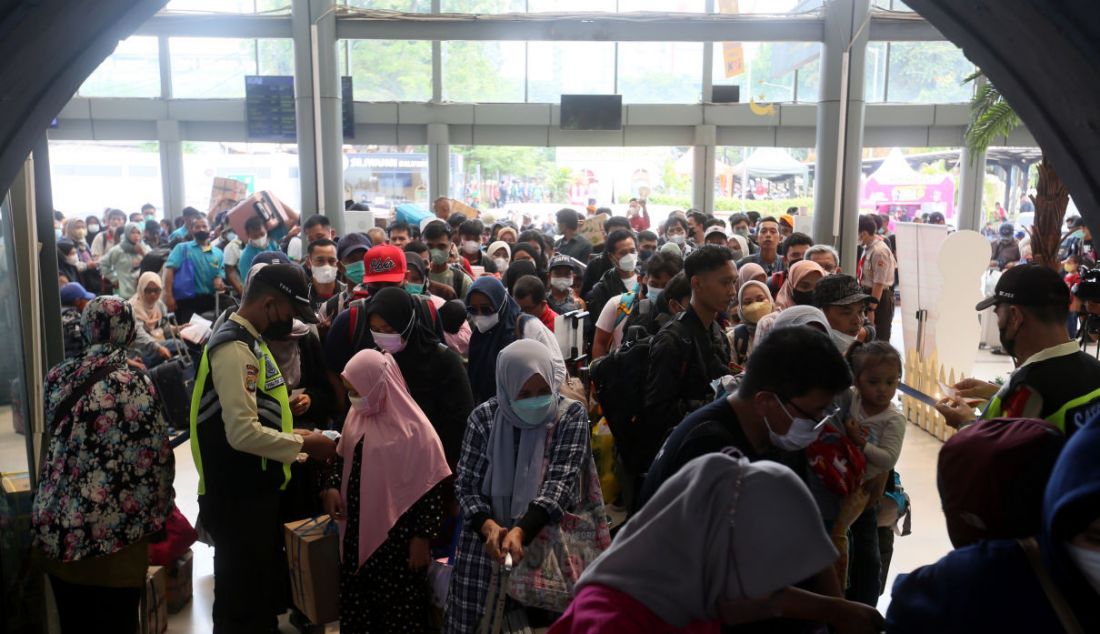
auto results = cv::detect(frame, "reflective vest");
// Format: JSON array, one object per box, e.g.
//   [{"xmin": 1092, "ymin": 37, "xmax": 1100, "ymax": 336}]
[{"xmin": 189, "ymin": 319, "xmax": 293, "ymax": 496}]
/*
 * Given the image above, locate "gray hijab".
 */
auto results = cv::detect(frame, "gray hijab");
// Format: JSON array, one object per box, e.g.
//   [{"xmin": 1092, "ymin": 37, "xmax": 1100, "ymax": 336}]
[
  {"xmin": 482, "ymin": 338, "xmax": 561, "ymax": 523},
  {"xmin": 577, "ymin": 453, "xmax": 837, "ymax": 627}
]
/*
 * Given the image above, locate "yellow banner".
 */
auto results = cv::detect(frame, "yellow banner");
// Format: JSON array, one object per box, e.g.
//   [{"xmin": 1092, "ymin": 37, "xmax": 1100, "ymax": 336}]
[{"xmin": 719, "ymin": 0, "xmax": 743, "ymax": 78}]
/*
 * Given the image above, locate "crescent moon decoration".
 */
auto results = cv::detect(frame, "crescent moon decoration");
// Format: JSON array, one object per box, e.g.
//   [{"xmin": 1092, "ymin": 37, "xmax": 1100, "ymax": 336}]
[{"xmin": 749, "ymin": 97, "xmax": 775, "ymax": 116}]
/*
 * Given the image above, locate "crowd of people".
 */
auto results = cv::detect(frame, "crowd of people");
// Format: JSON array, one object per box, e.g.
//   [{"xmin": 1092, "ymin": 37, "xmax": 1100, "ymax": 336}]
[{"xmin": 29, "ymin": 196, "xmax": 1100, "ymax": 634}]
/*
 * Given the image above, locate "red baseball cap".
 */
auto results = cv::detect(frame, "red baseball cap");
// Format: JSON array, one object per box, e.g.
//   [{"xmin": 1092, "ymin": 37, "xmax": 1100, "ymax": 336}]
[{"xmin": 362, "ymin": 244, "xmax": 406, "ymax": 283}]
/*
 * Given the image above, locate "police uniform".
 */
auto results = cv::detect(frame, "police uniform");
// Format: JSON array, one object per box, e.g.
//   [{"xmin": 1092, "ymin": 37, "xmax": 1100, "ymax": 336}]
[{"xmin": 190, "ymin": 264, "xmax": 318, "ymax": 633}]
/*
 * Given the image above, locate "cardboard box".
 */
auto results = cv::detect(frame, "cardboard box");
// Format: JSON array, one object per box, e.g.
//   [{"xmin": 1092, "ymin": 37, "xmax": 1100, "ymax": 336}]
[
  {"xmin": 284, "ymin": 516, "xmax": 340, "ymax": 625},
  {"xmin": 579, "ymin": 213, "xmax": 609, "ymax": 248},
  {"xmin": 207, "ymin": 177, "xmax": 249, "ymax": 220},
  {"xmin": 141, "ymin": 565, "xmax": 168, "ymax": 634},
  {"xmin": 165, "ymin": 549, "xmax": 194, "ymax": 614}
]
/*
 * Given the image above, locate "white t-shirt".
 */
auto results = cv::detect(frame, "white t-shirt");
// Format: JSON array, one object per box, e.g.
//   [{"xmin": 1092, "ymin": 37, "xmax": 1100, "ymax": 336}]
[
  {"xmin": 222, "ymin": 240, "xmax": 243, "ymax": 267},
  {"xmin": 519, "ymin": 316, "xmax": 567, "ymax": 389},
  {"xmin": 595, "ymin": 293, "xmax": 632, "ymax": 352}
]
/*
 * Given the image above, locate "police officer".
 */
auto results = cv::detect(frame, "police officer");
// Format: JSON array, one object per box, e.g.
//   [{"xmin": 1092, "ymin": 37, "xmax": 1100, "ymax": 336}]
[
  {"xmin": 190, "ymin": 263, "xmax": 337, "ymax": 633},
  {"xmin": 937, "ymin": 264, "xmax": 1100, "ymax": 439}
]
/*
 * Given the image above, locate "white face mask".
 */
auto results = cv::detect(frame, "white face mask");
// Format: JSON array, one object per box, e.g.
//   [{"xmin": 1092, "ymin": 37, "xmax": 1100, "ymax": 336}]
[
  {"xmin": 462, "ymin": 240, "xmax": 481, "ymax": 255},
  {"xmin": 647, "ymin": 285, "xmax": 663, "ymax": 302},
  {"xmin": 550, "ymin": 276, "xmax": 573, "ymax": 292},
  {"xmin": 1067, "ymin": 543, "xmax": 1100, "ymax": 596},
  {"xmin": 250, "ymin": 236, "xmax": 268, "ymax": 249},
  {"xmin": 348, "ymin": 394, "xmax": 367, "ymax": 411},
  {"xmin": 618, "ymin": 252, "xmax": 638, "ymax": 273},
  {"xmin": 669, "ymin": 233, "xmax": 686, "ymax": 245},
  {"xmin": 371, "ymin": 330, "xmax": 406, "ymax": 354},
  {"xmin": 472, "ymin": 313, "xmax": 500, "ymax": 333},
  {"xmin": 65, "ymin": 254, "xmax": 78, "ymax": 265},
  {"xmin": 493, "ymin": 257, "xmax": 509, "ymax": 271},
  {"xmin": 830, "ymin": 329, "xmax": 857, "ymax": 354},
  {"xmin": 765, "ymin": 397, "xmax": 824, "ymax": 451},
  {"xmin": 312, "ymin": 265, "xmax": 338, "ymax": 285}
]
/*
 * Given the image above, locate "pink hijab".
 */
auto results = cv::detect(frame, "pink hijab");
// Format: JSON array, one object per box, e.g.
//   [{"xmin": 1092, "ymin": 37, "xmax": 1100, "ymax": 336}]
[
  {"xmin": 737, "ymin": 262, "xmax": 767, "ymax": 289},
  {"xmin": 774, "ymin": 260, "xmax": 825, "ymax": 310},
  {"xmin": 339, "ymin": 349, "xmax": 452, "ymax": 568}
]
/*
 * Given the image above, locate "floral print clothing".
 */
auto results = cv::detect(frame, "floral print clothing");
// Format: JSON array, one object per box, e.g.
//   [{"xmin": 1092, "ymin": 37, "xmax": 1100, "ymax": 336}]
[{"xmin": 33, "ymin": 296, "xmax": 175, "ymax": 563}]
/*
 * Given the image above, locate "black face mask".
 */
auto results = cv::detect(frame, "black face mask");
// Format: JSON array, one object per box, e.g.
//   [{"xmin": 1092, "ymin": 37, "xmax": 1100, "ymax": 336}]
[
  {"xmin": 263, "ymin": 303, "xmax": 294, "ymax": 341},
  {"xmin": 193, "ymin": 231, "xmax": 210, "ymax": 242},
  {"xmin": 640, "ymin": 249, "xmax": 656, "ymax": 262},
  {"xmin": 792, "ymin": 289, "xmax": 815, "ymax": 305}
]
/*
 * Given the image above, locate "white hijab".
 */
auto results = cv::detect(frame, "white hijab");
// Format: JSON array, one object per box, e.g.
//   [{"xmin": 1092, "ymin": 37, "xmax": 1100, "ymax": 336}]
[{"xmin": 577, "ymin": 453, "xmax": 836, "ymax": 627}]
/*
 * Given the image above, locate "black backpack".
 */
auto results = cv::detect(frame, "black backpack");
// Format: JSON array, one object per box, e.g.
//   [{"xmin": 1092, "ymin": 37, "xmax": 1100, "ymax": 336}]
[
  {"xmin": 589, "ymin": 334, "xmax": 654, "ymax": 440},
  {"xmin": 140, "ymin": 247, "xmax": 172, "ymax": 275}
]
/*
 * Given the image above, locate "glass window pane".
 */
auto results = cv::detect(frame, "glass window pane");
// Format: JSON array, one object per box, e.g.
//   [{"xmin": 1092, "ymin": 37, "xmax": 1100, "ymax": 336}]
[
  {"xmin": 886, "ymin": 41, "xmax": 975, "ymax": 103},
  {"xmin": 715, "ymin": 146, "xmax": 814, "ymax": 215},
  {"xmin": 440, "ymin": 0, "xmax": 524, "ymax": 12},
  {"xmin": 166, "ymin": 0, "xmax": 258, "ymax": 11},
  {"xmin": 170, "ymin": 38, "xmax": 258, "ymax": 99},
  {"xmin": 78, "ymin": 36, "xmax": 161, "ymax": 98},
  {"xmin": 738, "ymin": 0, "xmax": 819, "ymax": 13},
  {"xmin": 864, "ymin": 41, "xmax": 887, "ymax": 103},
  {"xmin": 528, "ymin": 0, "xmax": 615, "ymax": 10},
  {"xmin": 527, "ymin": 42, "xmax": 615, "ymax": 103},
  {"xmin": 712, "ymin": 42, "xmax": 819, "ymax": 103},
  {"xmin": 348, "ymin": 40, "xmax": 432, "ymax": 101},
  {"xmin": 442, "ymin": 42, "xmax": 525, "ymax": 103},
  {"xmin": 49, "ymin": 141, "xmax": 164, "ymax": 213},
  {"xmin": 347, "ymin": 0, "xmax": 431, "ymax": 10},
  {"xmin": 345, "ymin": 145, "xmax": 429, "ymax": 208},
  {"xmin": 449, "ymin": 146, "xmax": 693, "ymax": 213},
  {"xmin": 618, "ymin": 0, "xmax": 705, "ymax": 10},
  {"xmin": 257, "ymin": 39, "xmax": 294, "ymax": 76},
  {"xmin": 182, "ymin": 142, "xmax": 301, "ymax": 211},
  {"xmin": 619, "ymin": 42, "xmax": 703, "ymax": 104}
]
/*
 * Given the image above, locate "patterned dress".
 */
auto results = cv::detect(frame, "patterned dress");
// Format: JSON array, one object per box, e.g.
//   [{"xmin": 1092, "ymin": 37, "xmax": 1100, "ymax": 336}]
[
  {"xmin": 443, "ymin": 397, "xmax": 589, "ymax": 633},
  {"xmin": 332, "ymin": 438, "xmax": 446, "ymax": 633}
]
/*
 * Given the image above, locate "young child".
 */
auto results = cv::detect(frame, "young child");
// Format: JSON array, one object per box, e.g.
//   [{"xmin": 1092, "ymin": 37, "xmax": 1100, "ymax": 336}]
[{"xmin": 833, "ymin": 341, "xmax": 906, "ymax": 606}]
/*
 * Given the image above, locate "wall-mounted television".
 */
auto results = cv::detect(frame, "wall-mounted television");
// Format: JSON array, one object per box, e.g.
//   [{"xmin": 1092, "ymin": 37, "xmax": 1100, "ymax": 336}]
[{"xmin": 560, "ymin": 94, "xmax": 623, "ymax": 131}]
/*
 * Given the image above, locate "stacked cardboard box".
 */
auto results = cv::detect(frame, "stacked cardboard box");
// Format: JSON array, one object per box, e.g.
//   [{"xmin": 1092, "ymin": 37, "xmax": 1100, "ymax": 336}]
[
  {"xmin": 141, "ymin": 565, "xmax": 168, "ymax": 634},
  {"xmin": 165, "ymin": 549, "xmax": 194, "ymax": 613}
]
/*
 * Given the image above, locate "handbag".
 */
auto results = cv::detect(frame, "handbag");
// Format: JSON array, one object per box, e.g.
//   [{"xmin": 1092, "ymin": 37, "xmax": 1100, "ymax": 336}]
[
  {"xmin": 172, "ymin": 249, "xmax": 199, "ymax": 301},
  {"xmin": 506, "ymin": 399, "xmax": 612, "ymax": 613},
  {"xmin": 478, "ymin": 561, "xmax": 533, "ymax": 634}
]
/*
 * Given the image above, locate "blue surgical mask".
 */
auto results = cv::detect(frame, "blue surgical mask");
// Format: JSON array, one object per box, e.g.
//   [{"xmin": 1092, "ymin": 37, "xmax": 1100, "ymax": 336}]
[
  {"xmin": 512, "ymin": 394, "xmax": 554, "ymax": 427},
  {"xmin": 345, "ymin": 260, "xmax": 365, "ymax": 285},
  {"xmin": 406, "ymin": 283, "xmax": 425, "ymax": 295}
]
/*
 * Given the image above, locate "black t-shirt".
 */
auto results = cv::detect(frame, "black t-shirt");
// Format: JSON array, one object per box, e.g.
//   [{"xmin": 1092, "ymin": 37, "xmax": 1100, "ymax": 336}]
[{"xmin": 638, "ymin": 395, "xmax": 805, "ymax": 511}]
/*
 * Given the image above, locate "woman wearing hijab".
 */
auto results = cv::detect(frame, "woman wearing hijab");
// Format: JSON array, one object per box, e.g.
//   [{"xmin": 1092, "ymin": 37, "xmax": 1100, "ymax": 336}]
[
  {"xmin": 550, "ymin": 453, "xmax": 881, "ymax": 633},
  {"xmin": 366, "ymin": 287, "xmax": 475, "ymax": 469},
  {"xmin": 737, "ymin": 262, "xmax": 768, "ymax": 290},
  {"xmin": 466, "ymin": 276, "xmax": 526, "ymax": 403},
  {"xmin": 102, "ymin": 222, "xmax": 149, "ymax": 299},
  {"xmin": 728, "ymin": 234, "xmax": 750, "ymax": 262},
  {"xmin": 774, "ymin": 260, "xmax": 825, "ymax": 310},
  {"xmin": 503, "ymin": 259, "xmax": 539, "ymax": 295},
  {"xmin": 753, "ymin": 304, "xmax": 831, "ymax": 349},
  {"xmin": 128, "ymin": 272, "xmax": 184, "ymax": 368},
  {"xmin": 322, "ymin": 349, "xmax": 452, "ymax": 633},
  {"xmin": 511, "ymin": 242, "xmax": 547, "ymax": 281},
  {"xmin": 32, "ymin": 296, "xmax": 175, "ymax": 633},
  {"xmin": 62, "ymin": 217, "xmax": 103, "ymax": 292},
  {"xmin": 56, "ymin": 238, "xmax": 82, "ymax": 285},
  {"xmin": 487, "ymin": 240, "xmax": 511, "ymax": 275},
  {"xmin": 730, "ymin": 280, "xmax": 774, "ymax": 369},
  {"xmin": 444, "ymin": 339, "xmax": 594, "ymax": 633},
  {"xmin": 887, "ymin": 414, "xmax": 1100, "ymax": 633}
]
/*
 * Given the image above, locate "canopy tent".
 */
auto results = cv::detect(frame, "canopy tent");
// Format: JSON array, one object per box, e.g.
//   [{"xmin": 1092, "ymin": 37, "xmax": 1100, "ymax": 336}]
[
  {"xmin": 731, "ymin": 147, "xmax": 810, "ymax": 180},
  {"xmin": 862, "ymin": 148, "xmax": 956, "ymax": 219}
]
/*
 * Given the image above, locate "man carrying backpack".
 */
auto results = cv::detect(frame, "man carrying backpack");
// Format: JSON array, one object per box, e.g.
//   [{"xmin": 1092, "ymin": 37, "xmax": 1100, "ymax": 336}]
[
  {"xmin": 591, "ymin": 251, "xmax": 682, "ymax": 359},
  {"xmin": 636, "ymin": 245, "xmax": 735, "ymax": 479},
  {"xmin": 937, "ymin": 264, "xmax": 1100, "ymax": 439}
]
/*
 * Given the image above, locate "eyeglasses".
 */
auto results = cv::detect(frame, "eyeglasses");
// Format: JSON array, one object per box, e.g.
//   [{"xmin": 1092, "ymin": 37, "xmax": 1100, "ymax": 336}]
[
  {"xmin": 466, "ymin": 305, "xmax": 496, "ymax": 317},
  {"xmin": 779, "ymin": 397, "xmax": 839, "ymax": 427}
]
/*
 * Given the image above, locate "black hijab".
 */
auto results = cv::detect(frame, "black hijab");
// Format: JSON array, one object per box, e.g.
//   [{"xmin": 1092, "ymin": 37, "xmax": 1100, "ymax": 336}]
[
  {"xmin": 56, "ymin": 238, "xmax": 81, "ymax": 284},
  {"xmin": 365, "ymin": 287, "xmax": 440, "ymax": 361},
  {"xmin": 503, "ymin": 260, "xmax": 538, "ymax": 295}
]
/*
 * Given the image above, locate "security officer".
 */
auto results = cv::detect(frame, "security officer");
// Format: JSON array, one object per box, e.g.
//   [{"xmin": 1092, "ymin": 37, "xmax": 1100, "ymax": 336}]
[
  {"xmin": 190, "ymin": 263, "xmax": 336, "ymax": 633},
  {"xmin": 937, "ymin": 264, "xmax": 1100, "ymax": 439}
]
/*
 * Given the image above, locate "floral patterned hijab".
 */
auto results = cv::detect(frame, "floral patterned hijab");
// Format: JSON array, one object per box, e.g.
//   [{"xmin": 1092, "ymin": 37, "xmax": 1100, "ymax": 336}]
[{"xmin": 33, "ymin": 295, "xmax": 174, "ymax": 562}]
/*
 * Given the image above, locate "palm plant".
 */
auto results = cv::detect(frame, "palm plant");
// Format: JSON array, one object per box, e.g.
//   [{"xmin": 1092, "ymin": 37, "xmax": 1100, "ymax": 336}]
[{"xmin": 964, "ymin": 71, "xmax": 1068, "ymax": 269}]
